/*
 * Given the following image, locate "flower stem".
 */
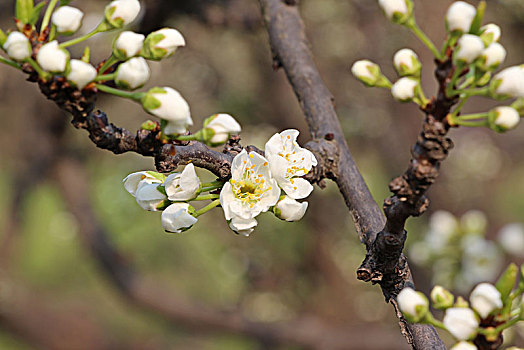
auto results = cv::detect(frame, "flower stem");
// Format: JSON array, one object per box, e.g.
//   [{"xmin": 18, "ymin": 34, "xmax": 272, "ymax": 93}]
[
  {"xmin": 59, "ymin": 23, "xmax": 104, "ymax": 48},
  {"xmin": 449, "ymin": 96, "xmax": 470, "ymax": 118},
  {"xmin": 174, "ymin": 134, "xmax": 198, "ymax": 141},
  {"xmin": 98, "ymin": 55, "xmax": 119, "ymax": 75},
  {"xmin": 479, "ymin": 317, "xmax": 521, "ymax": 335},
  {"xmin": 95, "ymin": 84, "xmax": 144, "ymax": 101},
  {"xmin": 40, "ymin": 0, "xmax": 59, "ymax": 34},
  {"xmin": 456, "ymin": 112, "xmax": 489, "ymax": 121},
  {"xmin": 194, "ymin": 199, "xmax": 221, "ymax": 217},
  {"xmin": 0, "ymin": 56, "xmax": 22, "ymax": 70},
  {"xmin": 95, "ymin": 73, "xmax": 117, "ymax": 82},
  {"xmin": 193, "ymin": 194, "xmax": 220, "ymax": 201},
  {"xmin": 450, "ymin": 87, "xmax": 490, "ymax": 98},
  {"xmin": 424, "ymin": 313, "xmax": 446, "ymax": 330},
  {"xmin": 406, "ymin": 20, "xmax": 444, "ymax": 60},
  {"xmin": 25, "ymin": 57, "xmax": 49, "ymax": 79}
]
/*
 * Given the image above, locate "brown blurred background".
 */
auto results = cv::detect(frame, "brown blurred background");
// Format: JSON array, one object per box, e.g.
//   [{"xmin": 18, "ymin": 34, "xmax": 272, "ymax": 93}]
[{"xmin": 1, "ymin": 0, "xmax": 524, "ymax": 349}]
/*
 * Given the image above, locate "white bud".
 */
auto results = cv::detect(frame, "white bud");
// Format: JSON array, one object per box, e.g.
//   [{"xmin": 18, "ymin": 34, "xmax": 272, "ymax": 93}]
[
  {"xmin": 491, "ymin": 66, "xmax": 524, "ymax": 99},
  {"xmin": 351, "ymin": 59, "xmax": 381, "ymax": 86},
  {"xmin": 489, "ymin": 106, "xmax": 520, "ymax": 132},
  {"xmin": 115, "ymin": 57, "xmax": 150, "ymax": 90},
  {"xmin": 446, "ymin": 1, "xmax": 477, "ymax": 33},
  {"xmin": 204, "ymin": 114, "xmax": 241, "ymax": 145},
  {"xmin": 142, "ymin": 87, "xmax": 193, "ymax": 135},
  {"xmin": 393, "ymin": 48, "xmax": 421, "ymax": 76},
  {"xmin": 164, "ymin": 164, "xmax": 200, "ymax": 201},
  {"xmin": 105, "ymin": 0, "xmax": 141, "ymax": 28},
  {"xmin": 67, "ymin": 59, "xmax": 97, "ymax": 89},
  {"xmin": 143, "ymin": 28, "xmax": 185, "ymax": 60},
  {"xmin": 498, "ymin": 224, "xmax": 524, "ymax": 257},
  {"xmin": 123, "ymin": 171, "xmax": 163, "ymax": 196},
  {"xmin": 161, "ymin": 203, "xmax": 197, "ymax": 233},
  {"xmin": 480, "ymin": 24, "xmax": 501, "ymax": 44},
  {"xmin": 478, "ymin": 42, "xmax": 506, "ymax": 71},
  {"xmin": 455, "ymin": 34, "xmax": 485, "ymax": 63},
  {"xmin": 391, "ymin": 77, "xmax": 418, "ymax": 102},
  {"xmin": 443, "ymin": 308, "xmax": 479, "ymax": 340},
  {"xmin": 378, "ymin": 0, "xmax": 410, "ymax": 22},
  {"xmin": 36, "ymin": 40, "xmax": 69, "ymax": 73},
  {"xmin": 469, "ymin": 283, "xmax": 503, "ymax": 319},
  {"xmin": 3, "ymin": 32, "xmax": 31, "ymax": 61},
  {"xmin": 397, "ymin": 287, "xmax": 429, "ymax": 322},
  {"xmin": 229, "ymin": 216, "xmax": 257, "ymax": 237},
  {"xmin": 51, "ymin": 6, "xmax": 84, "ymax": 34},
  {"xmin": 135, "ymin": 183, "xmax": 166, "ymax": 211},
  {"xmin": 450, "ymin": 342, "xmax": 478, "ymax": 350},
  {"xmin": 431, "ymin": 285, "xmax": 454, "ymax": 309},
  {"xmin": 114, "ymin": 31, "xmax": 145, "ymax": 60},
  {"xmin": 274, "ymin": 196, "xmax": 308, "ymax": 222}
]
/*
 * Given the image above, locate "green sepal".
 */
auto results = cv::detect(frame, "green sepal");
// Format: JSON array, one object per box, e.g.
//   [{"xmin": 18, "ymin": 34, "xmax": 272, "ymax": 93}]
[
  {"xmin": 391, "ymin": 0, "xmax": 413, "ymax": 25},
  {"xmin": 511, "ymin": 98, "xmax": 524, "ymax": 117},
  {"xmin": 476, "ymin": 71, "xmax": 491, "ymax": 86},
  {"xmin": 140, "ymin": 120, "xmax": 158, "ymax": 131},
  {"xmin": 81, "ymin": 47, "xmax": 91, "ymax": 63},
  {"xmin": 156, "ymin": 199, "xmax": 171, "ymax": 211},
  {"xmin": 104, "ymin": 6, "xmax": 124, "ymax": 29},
  {"xmin": 431, "ymin": 286, "xmax": 455, "ymax": 310},
  {"xmin": 469, "ymin": 1, "xmax": 486, "ymax": 35},
  {"xmin": 156, "ymin": 184, "xmax": 167, "ymax": 196},
  {"xmin": 489, "ymin": 79, "xmax": 511, "ymax": 101},
  {"xmin": 147, "ymin": 171, "xmax": 167, "ymax": 182},
  {"xmin": 496, "ymin": 263, "xmax": 518, "ymax": 304},
  {"xmin": 396, "ymin": 56, "xmax": 422, "ymax": 78},
  {"xmin": 488, "ymin": 108, "xmax": 509, "ymax": 133},
  {"xmin": 272, "ymin": 206, "xmax": 285, "ymax": 221},
  {"xmin": 16, "ymin": 0, "xmax": 34, "ymax": 25},
  {"xmin": 203, "ymin": 114, "xmax": 218, "ymax": 127},
  {"xmin": 113, "ymin": 47, "xmax": 127, "ymax": 61},
  {"xmin": 480, "ymin": 31, "xmax": 495, "ymax": 47},
  {"xmin": 187, "ymin": 205, "xmax": 197, "ymax": 216},
  {"xmin": 454, "ymin": 296, "xmax": 469, "ymax": 308},
  {"xmin": 0, "ymin": 29, "xmax": 6, "ymax": 47},
  {"xmin": 141, "ymin": 33, "xmax": 169, "ymax": 61},
  {"xmin": 141, "ymin": 87, "xmax": 166, "ymax": 112}
]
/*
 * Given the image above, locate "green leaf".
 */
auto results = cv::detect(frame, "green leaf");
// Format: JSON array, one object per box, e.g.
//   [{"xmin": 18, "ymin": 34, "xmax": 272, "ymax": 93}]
[
  {"xmin": 16, "ymin": 0, "xmax": 34, "ymax": 24},
  {"xmin": 469, "ymin": 1, "xmax": 486, "ymax": 35},
  {"xmin": 29, "ymin": 1, "xmax": 46, "ymax": 25},
  {"xmin": 496, "ymin": 263, "xmax": 518, "ymax": 304}
]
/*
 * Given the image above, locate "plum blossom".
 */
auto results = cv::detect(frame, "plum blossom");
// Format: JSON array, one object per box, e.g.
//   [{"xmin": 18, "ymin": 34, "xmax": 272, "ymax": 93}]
[
  {"xmin": 142, "ymin": 87, "xmax": 193, "ymax": 135},
  {"xmin": 161, "ymin": 203, "xmax": 197, "ymax": 233},
  {"xmin": 52, "ymin": 6, "xmax": 84, "ymax": 34},
  {"xmin": 3, "ymin": 32, "xmax": 31, "ymax": 61},
  {"xmin": 274, "ymin": 196, "xmax": 308, "ymax": 222},
  {"xmin": 443, "ymin": 308, "xmax": 479, "ymax": 340},
  {"xmin": 397, "ymin": 287, "xmax": 429, "ymax": 322},
  {"xmin": 123, "ymin": 171, "xmax": 164, "ymax": 196},
  {"xmin": 164, "ymin": 163, "xmax": 200, "ymax": 201},
  {"xmin": 203, "ymin": 114, "xmax": 241, "ymax": 145},
  {"xmin": 469, "ymin": 283, "xmax": 502, "ymax": 319}
]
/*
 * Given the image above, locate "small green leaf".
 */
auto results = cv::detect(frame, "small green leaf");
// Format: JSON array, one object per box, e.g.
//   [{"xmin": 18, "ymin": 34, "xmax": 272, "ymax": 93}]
[
  {"xmin": 469, "ymin": 1, "xmax": 486, "ymax": 35},
  {"xmin": 81, "ymin": 47, "xmax": 91, "ymax": 63},
  {"xmin": 496, "ymin": 263, "xmax": 518, "ymax": 304},
  {"xmin": 16, "ymin": 0, "xmax": 34, "ymax": 24},
  {"xmin": 29, "ymin": 1, "xmax": 46, "ymax": 25},
  {"xmin": 140, "ymin": 120, "xmax": 158, "ymax": 131}
]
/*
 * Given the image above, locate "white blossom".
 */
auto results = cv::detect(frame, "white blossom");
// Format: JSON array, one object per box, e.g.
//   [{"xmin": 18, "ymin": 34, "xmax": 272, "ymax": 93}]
[
  {"xmin": 204, "ymin": 114, "xmax": 241, "ymax": 145},
  {"xmin": 497, "ymin": 223, "xmax": 524, "ymax": 257},
  {"xmin": 455, "ymin": 34, "xmax": 485, "ymax": 63},
  {"xmin": 115, "ymin": 57, "xmax": 150, "ymax": 90},
  {"xmin": 469, "ymin": 283, "xmax": 503, "ymax": 319},
  {"xmin": 135, "ymin": 183, "xmax": 167, "ymax": 211},
  {"xmin": 446, "ymin": 1, "xmax": 477, "ymax": 33},
  {"xmin": 274, "ymin": 196, "xmax": 308, "ymax": 222},
  {"xmin": 142, "ymin": 87, "xmax": 193, "ymax": 135},
  {"xmin": 67, "ymin": 59, "xmax": 97, "ymax": 89},
  {"xmin": 114, "ymin": 31, "xmax": 145, "ymax": 59},
  {"xmin": 391, "ymin": 77, "xmax": 418, "ymax": 102},
  {"xmin": 481, "ymin": 24, "xmax": 501, "ymax": 44},
  {"xmin": 36, "ymin": 40, "xmax": 69, "ymax": 73},
  {"xmin": 161, "ymin": 203, "xmax": 197, "ymax": 233},
  {"xmin": 3, "ymin": 32, "xmax": 31, "ymax": 61},
  {"xmin": 460, "ymin": 210, "xmax": 487, "ymax": 234},
  {"xmin": 443, "ymin": 308, "xmax": 479, "ymax": 340},
  {"xmin": 264, "ymin": 129, "xmax": 317, "ymax": 199},
  {"xmin": 164, "ymin": 163, "xmax": 200, "ymax": 201},
  {"xmin": 393, "ymin": 48, "xmax": 421, "ymax": 76},
  {"xmin": 461, "ymin": 236, "xmax": 503, "ymax": 288},
  {"xmin": 143, "ymin": 28, "xmax": 185, "ymax": 60},
  {"xmin": 491, "ymin": 66, "xmax": 524, "ymax": 98},
  {"xmin": 105, "ymin": 0, "xmax": 141, "ymax": 28},
  {"xmin": 450, "ymin": 342, "xmax": 478, "ymax": 350},
  {"xmin": 430, "ymin": 285, "xmax": 454, "ymax": 309},
  {"xmin": 220, "ymin": 150, "xmax": 280, "ymax": 236},
  {"xmin": 351, "ymin": 59, "xmax": 382, "ymax": 86},
  {"xmin": 378, "ymin": 0, "xmax": 409, "ymax": 21},
  {"xmin": 397, "ymin": 287, "xmax": 429, "ymax": 322},
  {"xmin": 52, "ymin": 6, "xmax": 84, "ymax": 34},
  {"xmin": 479, "ymin": 43, "xmax": 506, "ymax": 70},
  {"xmin": 123, "ymin": 171, "xmax": 163, "ymax": 196},
  {"xmin": 491, "ymin": 106, "xmax": 520, "ymax": 132}
]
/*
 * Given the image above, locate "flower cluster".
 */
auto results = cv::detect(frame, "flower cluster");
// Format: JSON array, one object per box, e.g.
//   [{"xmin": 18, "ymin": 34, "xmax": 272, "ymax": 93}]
[
  {"xmin": 124, "ymin": 129, "xmax": 317, "ymax": 236},
  {"xmin": 351, "ymin": 0, "xmax": 524, "ymax": 133},
  {"xmin": 397, "ymin": 263, "xmax": 524, "ymax": 348}
]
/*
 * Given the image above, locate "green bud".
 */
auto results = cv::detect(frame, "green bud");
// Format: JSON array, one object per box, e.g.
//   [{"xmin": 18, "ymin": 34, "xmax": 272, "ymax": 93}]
[
  {"xmin": 454, "ymin": 296, "xmax": 469, "ymax": 308},
  {"xmin": 431, "ymin": 286, "xmax": 455, "ymax": 310},
  {"xmin": 140, "ymin": 120, "xmax": 158, "ymax": 131},
  {"xmin": 496, "ymin": 263, "xmax": 518, "ymax": 304}
]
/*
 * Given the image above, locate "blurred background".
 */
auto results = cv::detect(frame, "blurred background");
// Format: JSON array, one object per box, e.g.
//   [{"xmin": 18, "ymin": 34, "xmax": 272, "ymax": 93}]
[{"xmin": 1, "ymin": 0, "xmax": 524, "ymax": 349}]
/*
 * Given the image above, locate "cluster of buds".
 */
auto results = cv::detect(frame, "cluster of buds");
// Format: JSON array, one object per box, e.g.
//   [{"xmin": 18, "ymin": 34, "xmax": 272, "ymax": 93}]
[
  {"xmin": 397, "ymin": 263, "xmax": 524, "ymax": 348},
  {"xmin": 351, "ymin": 0, "xmax": 524, "ymax": 133},
  {"xmin": 124, "ymin": 129, "xmax": 316, "ymax": 236}
]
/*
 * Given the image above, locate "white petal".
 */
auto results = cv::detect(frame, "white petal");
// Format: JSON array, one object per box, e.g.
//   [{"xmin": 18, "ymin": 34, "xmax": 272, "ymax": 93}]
[{"xmin": 229, "ymin": 216, "xmax": 257, "ymax": 236}]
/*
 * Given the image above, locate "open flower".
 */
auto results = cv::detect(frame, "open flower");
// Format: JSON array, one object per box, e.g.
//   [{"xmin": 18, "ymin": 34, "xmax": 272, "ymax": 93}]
[
  {"xmin": 142, "ymin": 28, "xmax": 185, "ymax": 60},
  {"xmin": 135, "ymin": 183, "xmax": 167, "ymax": 211},
  {"xmin": 142, "ymin": 87, "xmax": 193, "ymax": 135},
  {"xmin": 446, "ymin": 1, "xmax": 476, "ymax": 33},
  {"xmin": 113, "ymin": 31, "xmax": 145, "ymax": 60},
  {"xmin": 164, "ymin": 163, "xmax": 200, "ymax": 201},
  {"xmin": 123, "ymin": 171, "xmax": 164, "ymax": 196},
  {"xmin": 36, "ymin": 40, "xmax": 69, "ymax": 72},
  {"xmin": 3, "ymin": 32, "xmax": 31, "ymax": 61},
  {"xmin": 202, "ymin": 113, "xmax": 241, "ymax": 146},
  {"xmin": 67, "ymin": 59, "xmax": 97, "ymax": 89},
  {"xmin": 397, "ymin": 287, "xmax": 429, "ymax": 322},
  {"xmin": 115, "ymin": 57, "xmax": 150, "ymax": 90},
  {"xmin": 105, "ymin": 0, "xmax": 141, "ymax": 28},
  {"xmin": 264, "ymin": 129, "xmax": 317, "ymax": 200},
  {"xmin": 274, "ymin": 196, "xmax": 308, "ymax": 222},
  {"xmin": 161, "ymin": 203, "xmax": 197, "ymax": 233},
  {"xmin": 220, "ymin": 150, "xmax": 280, "ymax": 236},
  {"xmin": 52, "ymin": 6, "xmax": 84, "ymax": 34},
  {"xmin": 443, "ymin": 307, "xmax": 479, "ymax": 340},
  {"xmin": 469, "ymin": 283, "xmax": 503, "ymax": 319}
]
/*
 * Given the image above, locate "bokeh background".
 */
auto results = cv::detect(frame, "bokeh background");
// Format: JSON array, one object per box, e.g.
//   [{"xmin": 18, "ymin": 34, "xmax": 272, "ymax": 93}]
[{"xmin": 1, "ymin": 0, "xmax": 524, "ymax": 349}]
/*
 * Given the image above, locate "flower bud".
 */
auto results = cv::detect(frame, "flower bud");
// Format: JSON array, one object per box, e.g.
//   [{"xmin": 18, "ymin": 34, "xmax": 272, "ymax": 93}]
[
  {"xmin": 431, "ymin": 286, "xmax": 455, "ymax": 310},
  {"xmin": 2, "ymin": 31, "xmax": 31, "ymax": 61},
  {"xmin": 113, "ymin": 31, "xmax": 145, "ymax": 60},
  {"xmin": 51, "ymin": 6, "xmax": 84, "ymax": 34},
  {"xmin": 164, "ymin": 164, "xmax": 200, "ymax": 201},
  {"xmin": 229, "ymin": 216, "xmax": 258, "ymax": 237},
  {"xmin": 446, "ymin": 1, "xmax": 477, "ymax": 33},
  {"xmin": 491, "ymin": 66, "xmax": 524, "ymax": 99},
  {"xmin": 498, "ymin": 224, "xmax": 524, "ymax": 258},
  {"xmin": 477, "ymin": 42, "xmax": 506, "ymax": 71},
  {"xmin": 488, "ymin": 106, "xmax": 520, "ymax": 133},
  {"xmin": 115, "ymin": 57, "xmax": 150, "ymax": 90},
  {"xmin": 66, "ymin": 59, "xmax": 97, "ymax": 89},
  {"xmin": 450, "ymin": 341, "xmax": 478, "ymax": 350},
  {"xmin": 142, "ymin": 28, "xmax": 185, "ymax": 61},
  {"xmin": 105, "ymin": 0, "xmax": 140, "ymax": 29},
  {"xmin": 480, "ymin": 24, "xmax": 501, "ymax": 46},
  {"xmin": 393, "ymin": 48, "xmax": 421, "ymax": 77},
  {"xmin": 36, "ymin": 40, "xmax": 69, "ymax": 73},
  {"xmin": 135, "ymin": 183, "xmax": 167, "ymax": 211},
  {"xmin": 495, "ymin": 263, "xmax": 518, "ymax": 302},
  {"xmin": 161, "ymin": 203, "xmax": 198, "ymax": 233},
  {"xmin": 455, "ymin": 34, "xmax": 485, "ymax": 64},
  {"xmin": 123, "ymin": 171, "xmax": 164, "ymax": 196},
  {"xmin": 202, "ymin": 113, "xmax": 241, "ymax": 146},
  {"xmin": 351, "ymin": 59, "xmax": 388, "ymax": 87},
  {"xmin": 443, "ymin": 307, "xmax": 479, "ymax": 340},
  {"xmin": 378, "ymin": 0, "xmax": 412, "ymax": 24},
  {"xmin": 397, "ymin": 287, "xmax": 429, "ymax": 322},
  {"xmin": 469, "ymin": 283, "xmax": 503, "ymax": 319},
  {"xmin": 141, "ymin": 87, "xmax": 193, "ymax": 135},
  {"xmin": 273, "ymin": 196, "xmax": 308, "ymax": 222},
  {"xmin": 391, "ymin": 77, "xmax": 418, "ymax": 102}
]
